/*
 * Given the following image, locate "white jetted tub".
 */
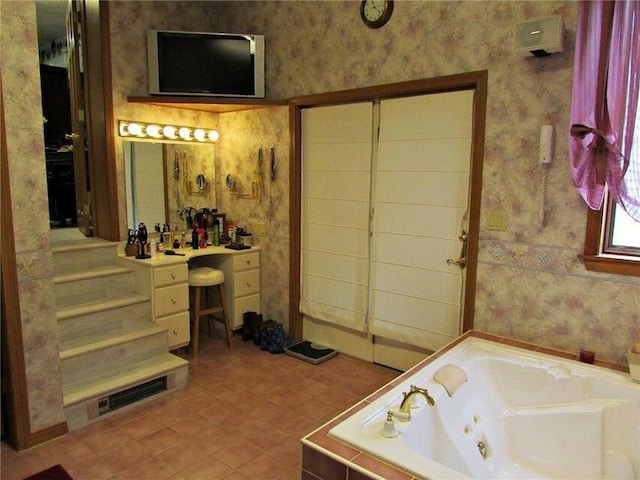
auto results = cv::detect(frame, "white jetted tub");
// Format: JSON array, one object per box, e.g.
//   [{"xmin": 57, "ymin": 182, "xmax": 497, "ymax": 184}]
[{"xmin": 329, "ymin": 337, "xmax": 639, "ymax": 479}]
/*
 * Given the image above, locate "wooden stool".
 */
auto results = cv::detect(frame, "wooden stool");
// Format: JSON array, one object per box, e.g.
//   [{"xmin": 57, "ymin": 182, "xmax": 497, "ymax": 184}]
[{"xmin": 188, "ymin": 267, "xmax": 231, "ymax": 357}]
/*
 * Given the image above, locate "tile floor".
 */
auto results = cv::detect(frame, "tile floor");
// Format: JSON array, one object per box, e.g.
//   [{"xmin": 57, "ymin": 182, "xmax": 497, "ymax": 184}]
[{"xmin": 2, "ymin": 334, "xmax": 399, "ymax": 480}]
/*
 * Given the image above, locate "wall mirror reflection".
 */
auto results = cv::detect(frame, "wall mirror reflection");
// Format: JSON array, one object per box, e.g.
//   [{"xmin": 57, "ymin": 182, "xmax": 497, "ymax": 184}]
[{"xmin": 124, "ymin": 141, "xmax": 216, "ymax": 233}]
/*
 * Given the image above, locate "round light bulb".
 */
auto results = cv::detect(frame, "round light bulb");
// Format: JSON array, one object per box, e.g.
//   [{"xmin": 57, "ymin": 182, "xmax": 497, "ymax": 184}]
[
  {"xmin": 193, "ymin": 129, "xmax": 206, "ymax": 141},
  {"xmin": 146, "ymin": 125, "xmax": 162, "ymax": 137},
  {"xmin": 178, "ymin": 127, "xmax": 192, "ymax": 140},
  {"xmin": 162, "ymin": 126, "xmax": 177, "ymax": 138},
  {"xmin": 207, "ymin": 130, "xmax": 220, "ymax": 142},
  {"xmin": 128, "ymin": 123, "xmax": 143, "ymax": 136}
]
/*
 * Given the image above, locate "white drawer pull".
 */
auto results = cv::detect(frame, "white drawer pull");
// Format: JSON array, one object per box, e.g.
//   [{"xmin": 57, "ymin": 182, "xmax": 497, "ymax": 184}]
[
  {"xmin": 173, "ymin": 329, "xmax": 178, "ymax": 335},
  {"xmin": 171, "ymin": 273, "xmax": 176, "ymax": 279},
  {"xmin": 172, "ymin": 298, "xmax": 177, "ymax": 304}
]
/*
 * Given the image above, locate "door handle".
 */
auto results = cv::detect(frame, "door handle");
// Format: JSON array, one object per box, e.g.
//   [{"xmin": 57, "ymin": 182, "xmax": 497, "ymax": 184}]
[
  {"xmin": 65, "ymin": 133, "xmax": 80, "ymax": 140},
  {"xmin": 447, "ymin": 231, "xmax": 468, "ymax": 269}
]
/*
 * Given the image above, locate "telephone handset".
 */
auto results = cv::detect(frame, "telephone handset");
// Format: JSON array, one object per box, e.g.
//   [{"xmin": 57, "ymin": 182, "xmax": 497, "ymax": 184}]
[{"xmin": 539, "ymin": 125, "xmax": 554, "ymax": 226}]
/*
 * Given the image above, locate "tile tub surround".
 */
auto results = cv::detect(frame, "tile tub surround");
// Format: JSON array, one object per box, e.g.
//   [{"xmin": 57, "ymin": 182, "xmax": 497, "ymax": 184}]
[{"xmin": 301, "ymin": 330, "xmax": 631, "ymax": 480}]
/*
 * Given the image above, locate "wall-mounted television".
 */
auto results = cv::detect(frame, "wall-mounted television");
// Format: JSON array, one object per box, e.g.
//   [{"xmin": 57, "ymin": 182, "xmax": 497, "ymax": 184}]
[{"xmin": 147, "ymin": 30, "xmax": 265, "ymax": 98}]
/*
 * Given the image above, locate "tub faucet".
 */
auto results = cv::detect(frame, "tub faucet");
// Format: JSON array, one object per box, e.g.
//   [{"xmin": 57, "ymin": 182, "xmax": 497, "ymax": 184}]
[{"xmin": 399, "ymin": 385, "xmax": 435, "ymax": 415}]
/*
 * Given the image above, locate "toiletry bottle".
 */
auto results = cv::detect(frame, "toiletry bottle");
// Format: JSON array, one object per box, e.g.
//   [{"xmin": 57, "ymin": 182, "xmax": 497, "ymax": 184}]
[
  {"xmin": 191, "ymin": 226, "xmax": 199, "ymax": 249},
  {"xmin": 213, "ymin": 218, "xmax": 220, "ymax": 246}
]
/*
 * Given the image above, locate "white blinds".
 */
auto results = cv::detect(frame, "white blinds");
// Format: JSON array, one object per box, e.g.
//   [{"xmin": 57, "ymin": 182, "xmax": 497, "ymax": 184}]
[
  {"xmin": 368, "ymin": 91, "xmax": 473, "ymax": 351},
  {"xmin": 300, "ymin": 103, "xmax": 373, "ymax": 332},
  {"xmin": 300, "ymin": 91, "xmax": 473, "ymax": 351}
]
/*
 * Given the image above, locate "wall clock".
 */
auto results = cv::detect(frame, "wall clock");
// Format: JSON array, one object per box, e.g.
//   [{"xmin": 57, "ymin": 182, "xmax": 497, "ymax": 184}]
[{"xmin": 360, "ymin": 0, "xmax": 394, "ymax": 29}]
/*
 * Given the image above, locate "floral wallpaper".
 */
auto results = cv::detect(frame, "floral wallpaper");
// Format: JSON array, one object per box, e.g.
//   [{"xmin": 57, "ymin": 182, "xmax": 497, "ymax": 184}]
[
  {"xmin": 217, "ymin": 107, "xmax": 291, "ymax": 325},
  {"xmin": 211, "ymin": 0, "xmax": 639, "ymax": 365},
  {"xmin": 108, "ymin": 1, "xmax": 221, "ymax": 239},
  {"xmin": 108, "ymin": 2, "xmax": 292, "ymax": 326},
  {"xmin": 163, "ymin": 143, "xmax": 217, "ymax": 229},
  {"xmin": 2, "ymin": 0, "xmax": 639, "ymax": 440},
  {"xmin": 1, "ymin": 2, "xmax": 66, "ymax": 431}
]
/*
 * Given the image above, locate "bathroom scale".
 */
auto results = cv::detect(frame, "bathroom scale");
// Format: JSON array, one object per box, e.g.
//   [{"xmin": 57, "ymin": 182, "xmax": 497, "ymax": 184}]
[{"xmin": 284, "ymin": 341, "xmax": 338, "ymax": 365}]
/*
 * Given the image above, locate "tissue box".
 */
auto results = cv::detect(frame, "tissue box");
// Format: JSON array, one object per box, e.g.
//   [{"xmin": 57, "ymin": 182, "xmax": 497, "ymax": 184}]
[{"xmin": 627, "ymin": 348, "xmax": 640, "ymax": 383}]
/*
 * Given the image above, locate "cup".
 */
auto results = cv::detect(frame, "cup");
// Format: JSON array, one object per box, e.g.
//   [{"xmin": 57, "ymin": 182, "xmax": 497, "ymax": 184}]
[{"xmin": 579, "ymin": 349, "xmax": 595, "ymax": 364}]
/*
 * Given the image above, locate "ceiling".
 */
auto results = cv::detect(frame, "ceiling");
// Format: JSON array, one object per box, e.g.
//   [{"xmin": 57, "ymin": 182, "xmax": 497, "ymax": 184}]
[{"xmin": 36, "ymin": 0, "xmax": 68, "ymax": 48}]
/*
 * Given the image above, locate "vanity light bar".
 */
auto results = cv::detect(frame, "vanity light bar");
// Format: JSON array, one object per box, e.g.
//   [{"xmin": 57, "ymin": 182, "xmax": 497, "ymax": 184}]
[{"xmin": 118, "ymin": 120, "xmax": 220, "ymax": 143}]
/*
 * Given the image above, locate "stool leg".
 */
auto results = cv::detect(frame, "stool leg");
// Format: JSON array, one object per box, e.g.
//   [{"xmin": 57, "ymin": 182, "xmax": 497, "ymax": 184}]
[
  {"xmin": 192, "ymin": 286, "xmax": 201, "ymax": 358},
  {"xmin": 206, "ymin": 285, "xmax": 214, "ymax": 339},
  {"xmin": 218, "ymin": 283, "xmax": 232, "ymax": 348}
]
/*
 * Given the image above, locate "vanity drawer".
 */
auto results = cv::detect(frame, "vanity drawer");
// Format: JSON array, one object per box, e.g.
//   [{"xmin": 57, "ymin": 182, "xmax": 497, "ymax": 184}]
[
  {"xmin": 234, "ymin": 269, "xmax": 260, "ymax": 297},
  {"xmin": 157, "ymin": 311, "xmax": 190, "ymax": 349},
  {"xmin": 233, "ymin": 252, "xmax": 260, "ymax": 271},
  {"xmin": 232, "ymin": 293, "xmax": 260, "ymax": 330},
  {"xmin": 153, "ymin": 264, "xmax": 188, "ymax": 287},
  {"xmin": 154, "ymin": 284, "xmax": 189, "ymax": 316}
]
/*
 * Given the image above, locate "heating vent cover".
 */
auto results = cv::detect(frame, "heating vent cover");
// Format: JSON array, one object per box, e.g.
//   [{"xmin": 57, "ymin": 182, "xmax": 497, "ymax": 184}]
[{"xmin": 87, "ymin": 374, "xmax": 173, "ymax": 419}]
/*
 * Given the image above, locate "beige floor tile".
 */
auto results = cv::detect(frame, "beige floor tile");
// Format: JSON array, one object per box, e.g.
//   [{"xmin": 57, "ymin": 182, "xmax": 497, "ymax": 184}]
[
  {"xmin": 101, "ymin": 440, "xmax": 154, "ymax": 472},
  {"xmin": 138, "ymin": 426, "xmax": 185, "ymax": 455},
  {"xmin": 2, "ymin": 335, "xmax": 399, "ymax": 480},
  {"xmin": 63, "ymin": 456, "xmax": 117, "ymax": 480},
  {"xmin": 119, "ymin": 456, "xmax": 176, "ymax": 480}
]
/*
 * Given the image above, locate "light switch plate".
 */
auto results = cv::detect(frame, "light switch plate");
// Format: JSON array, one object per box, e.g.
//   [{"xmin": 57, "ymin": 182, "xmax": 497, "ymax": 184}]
[
  {"xmin": 254, "ymin": 221, "xmax": 266, "ymax": 236},
  {"xmin": 486, "ymin": 210, "xmax": 508, "ymax": 231}
]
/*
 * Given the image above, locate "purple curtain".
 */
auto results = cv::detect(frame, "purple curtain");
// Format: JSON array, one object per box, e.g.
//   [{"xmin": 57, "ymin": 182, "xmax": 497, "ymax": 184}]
[{"xmin": 570, "ymin": 0, "xmax": 640, "ymax": 221}]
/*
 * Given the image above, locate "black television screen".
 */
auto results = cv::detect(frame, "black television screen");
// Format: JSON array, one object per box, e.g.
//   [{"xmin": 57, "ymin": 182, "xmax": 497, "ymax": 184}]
[{"xmin": 147, "ymin": 30, "xmax": 265, "ymax": 98}]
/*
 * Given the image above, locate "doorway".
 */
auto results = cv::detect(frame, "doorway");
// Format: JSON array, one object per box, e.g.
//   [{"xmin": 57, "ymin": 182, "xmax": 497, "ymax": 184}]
[
  {"xmin": 36, "ymin": 0, "xmax": 78, "ymax": 233},
  {"xmin": 36, "ymin": 0, "xmax": 119, "ymax": 241},
  {"xmin": 289, "ymin": 72, "xmax": 488, "ymax": 364},
  {"xmin": 36, "ymin": 1, "xmax": 84, "ymax": 234}
]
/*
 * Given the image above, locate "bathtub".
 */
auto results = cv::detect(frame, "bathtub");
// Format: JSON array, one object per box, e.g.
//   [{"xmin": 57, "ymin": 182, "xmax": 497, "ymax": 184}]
[{"xmin": 328, "ymin": 337, "xmax": 640, "ymax": 479}]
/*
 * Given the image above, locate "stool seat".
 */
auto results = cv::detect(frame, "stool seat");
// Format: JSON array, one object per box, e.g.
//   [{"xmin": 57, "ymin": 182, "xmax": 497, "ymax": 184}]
[
  {"xmin": 189, "ymin": 267, "xmax": 224, "ymax": 287},
  {"xmin": 188, "ymin": 267, "xmax": 231, "ymax": 357}
]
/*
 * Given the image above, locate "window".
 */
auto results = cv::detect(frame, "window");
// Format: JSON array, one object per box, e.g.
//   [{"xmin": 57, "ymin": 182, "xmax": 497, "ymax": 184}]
[
  {"xmin": 582, "ymin": 118, "xmax": 640, "ymax": 276},
  {"xmin": 572, "ymin": 1, "xmax": 640, "ymax": 277}
]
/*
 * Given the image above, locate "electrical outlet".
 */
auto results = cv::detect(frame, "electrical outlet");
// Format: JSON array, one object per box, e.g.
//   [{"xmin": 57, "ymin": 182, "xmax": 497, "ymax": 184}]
[
  {"xmin": 254, "ymin": 221, "xmax": 266, "ymax": 236},
  {"xmin": 486, "ymin": 210, "xmax": 508, "ymax": 231}
]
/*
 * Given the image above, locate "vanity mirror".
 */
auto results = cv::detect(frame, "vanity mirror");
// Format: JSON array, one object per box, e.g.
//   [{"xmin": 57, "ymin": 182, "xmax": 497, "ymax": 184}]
[{"xmin": 124, "ymin": 141, "xmax": 216, "ymax": 231}]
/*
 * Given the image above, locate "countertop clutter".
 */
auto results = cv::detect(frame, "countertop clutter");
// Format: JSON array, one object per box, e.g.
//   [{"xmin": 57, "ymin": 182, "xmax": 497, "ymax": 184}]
[{"xmin": 120, "ymin": 243, "xmax": 260, "ymax": 266}]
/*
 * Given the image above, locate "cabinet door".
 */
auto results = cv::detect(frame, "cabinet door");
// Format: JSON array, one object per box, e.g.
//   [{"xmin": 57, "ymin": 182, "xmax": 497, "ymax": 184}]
[
  {"xmin": 233, "ymin": 252, "xmax": 260, "ymax": 271},
  {"xmin": 154, "ymin": 284, "xmax": 189, "ymax": 316},
  {"xmin": 157, "ymin": 311, "xmax": 190, "ymax": 349},
  {"xmin": 233, "ymin": 294, "xmax": 261, "ymax": 329},
  {"xmin": 234, "ymin": 270, "xmax": 260, "ymax": 297},
  {"xmin": 153, "ymin": 264, "xmax": 188, "ymax": 287}
]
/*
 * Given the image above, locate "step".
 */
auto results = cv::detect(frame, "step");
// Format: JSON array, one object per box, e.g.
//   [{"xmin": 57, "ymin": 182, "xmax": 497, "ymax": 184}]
[
  {"xmin": 63, "ymin": 353, "xmax": 189, "ymax": 407},
  {"xmin": 60, "ymin": 327, "xmax": 170, "ymax": 387},
  {"xmin": 57, "ymin": 294, "xmax": 150, "ymax": 321},
  {"xmin": 54, "ymin": 265, "xmax": 133, "ymax": 285},
  {"xmin": 57, "ymin": 296, "xmax": 152, "ymax": 345},
  {"xmin": 60, "ymin": 325, "xmax": 168, "ymax": 360},
  {"xmin": 54, "ymin": 267, "xmax": 136, "ymax": 309},
  {"xmin": 64, "ymin": 353, "xmax": 189, "ymax": 431},
  {"xmin": 52, "ymin": 241, "xmax": 120, "ymax": 276}
]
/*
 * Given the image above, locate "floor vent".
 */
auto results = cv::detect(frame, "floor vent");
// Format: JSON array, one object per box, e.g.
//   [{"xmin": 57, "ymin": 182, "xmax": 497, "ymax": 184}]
[{"xmin": 87, "ymin": 374, "xmax": 172, "ymax": 419}]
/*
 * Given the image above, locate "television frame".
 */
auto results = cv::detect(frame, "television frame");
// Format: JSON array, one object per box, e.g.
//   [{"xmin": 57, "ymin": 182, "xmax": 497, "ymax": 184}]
[{"xmin": 147, "ymin": 30, "xmax": 265, "ymax": 98}]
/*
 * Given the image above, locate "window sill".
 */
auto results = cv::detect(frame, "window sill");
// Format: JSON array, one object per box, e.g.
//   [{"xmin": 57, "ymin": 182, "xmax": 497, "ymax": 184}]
[{"xmin": 580, "ymin": 253, "xmax": 640, "ymax": 277}]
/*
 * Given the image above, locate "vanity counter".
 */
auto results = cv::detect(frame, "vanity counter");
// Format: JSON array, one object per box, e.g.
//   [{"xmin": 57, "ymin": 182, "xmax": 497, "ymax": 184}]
[
  {"xmin": 118, "ymin": 245, "xmax": 262, "ymax": 349},
  {"xmin": 119, "ymin": 245, "xmax": 261, "ymax": 266}
]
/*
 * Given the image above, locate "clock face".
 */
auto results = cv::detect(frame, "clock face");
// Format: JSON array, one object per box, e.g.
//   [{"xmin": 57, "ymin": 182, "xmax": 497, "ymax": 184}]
[{"xmin": 360, "ymin": 0, "xmax": 394, "ymax": 29}]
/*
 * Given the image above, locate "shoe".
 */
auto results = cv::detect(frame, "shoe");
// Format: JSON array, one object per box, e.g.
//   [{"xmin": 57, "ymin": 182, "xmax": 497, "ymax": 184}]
[{"xmin": 242, "ymin": 311, "xmax": 256, "ymax": 342}]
